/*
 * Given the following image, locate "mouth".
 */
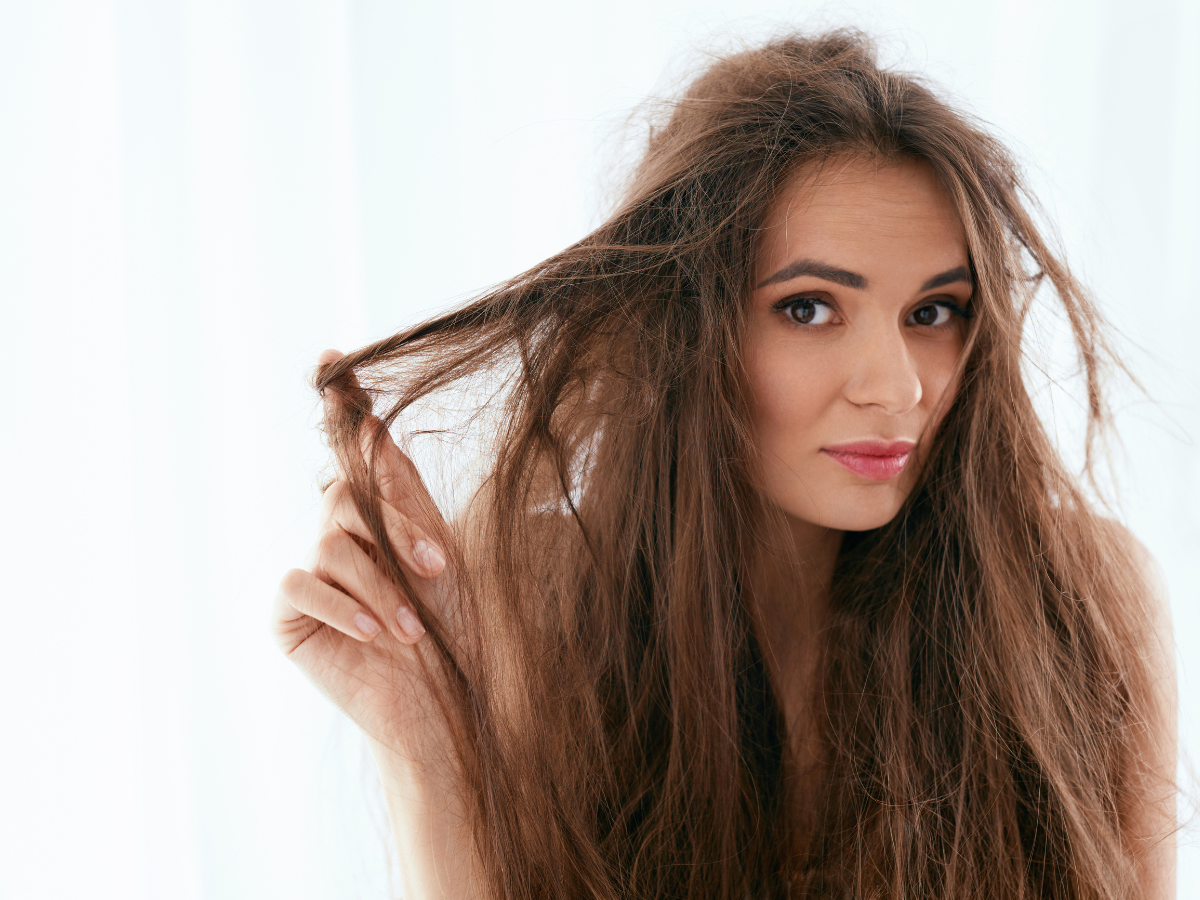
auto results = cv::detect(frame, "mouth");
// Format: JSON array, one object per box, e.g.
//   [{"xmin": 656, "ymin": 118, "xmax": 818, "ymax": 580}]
[{"xmin": 820, "ymin": 439, "xmax": 916, "ymax": 482}]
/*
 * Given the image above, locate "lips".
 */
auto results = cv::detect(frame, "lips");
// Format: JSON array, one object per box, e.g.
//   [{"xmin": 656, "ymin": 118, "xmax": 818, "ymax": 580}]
[{"xmin": 821, "ymin": 440, "xmax": 916, "ymax": 482}]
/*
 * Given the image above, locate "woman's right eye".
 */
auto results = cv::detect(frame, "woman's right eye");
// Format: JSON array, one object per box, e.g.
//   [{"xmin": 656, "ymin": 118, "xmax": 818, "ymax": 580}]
[{"xmin": 780, "ymin": 296, "xmax": 835, "ymax": 326}]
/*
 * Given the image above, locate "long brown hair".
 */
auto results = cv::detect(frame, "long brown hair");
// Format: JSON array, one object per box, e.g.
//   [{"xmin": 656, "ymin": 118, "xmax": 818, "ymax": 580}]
[{"xmin": 317, "ymin": 30, "xmax": 1162, "ymax": 899}]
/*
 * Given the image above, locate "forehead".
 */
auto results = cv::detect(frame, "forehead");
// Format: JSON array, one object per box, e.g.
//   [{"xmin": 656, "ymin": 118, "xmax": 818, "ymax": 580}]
[{"xmin": 757, "ymin": 156, "xmax": 967, "ymax": 274}]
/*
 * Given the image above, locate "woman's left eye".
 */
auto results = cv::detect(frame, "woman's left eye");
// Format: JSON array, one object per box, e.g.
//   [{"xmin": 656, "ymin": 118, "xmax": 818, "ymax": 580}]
[{"xmin": 907, "ymin": 303, "xmax": 957, "ymax": 327}]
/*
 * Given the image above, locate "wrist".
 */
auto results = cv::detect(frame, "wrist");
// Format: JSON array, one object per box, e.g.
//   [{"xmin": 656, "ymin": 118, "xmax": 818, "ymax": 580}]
[{"xmin": 366, "ymin": 732, "xmax": 486, "ymax": 900}]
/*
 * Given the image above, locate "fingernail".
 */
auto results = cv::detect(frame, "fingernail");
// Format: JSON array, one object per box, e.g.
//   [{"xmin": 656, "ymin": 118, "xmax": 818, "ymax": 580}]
[
  {"xmin": 412, "ymin": 540, "xmax": 446, "ymax": 576},
  {"xmin": 354, "ymin": 613, "xmax": 381, "ymax": 638},
  {"xmin": 396, "ymin": 605, "xmax": 426, "ymax": 640}
]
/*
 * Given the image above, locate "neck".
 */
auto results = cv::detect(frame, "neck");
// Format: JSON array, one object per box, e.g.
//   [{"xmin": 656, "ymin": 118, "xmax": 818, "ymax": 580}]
[
  {"xmin": 747, "ymin": 515, "xmax": 842, "ymax": 707},
  {"xmin": 751, "ymin": 515, "xmax": 841, "ymax": 630}
]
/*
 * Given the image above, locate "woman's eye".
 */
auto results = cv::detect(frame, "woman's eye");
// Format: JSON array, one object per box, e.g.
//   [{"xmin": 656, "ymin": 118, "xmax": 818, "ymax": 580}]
[
  {"xmin": 908, "ymin": 303, "xmax": 952, "ymax": 327},
  {"xmin": 784, "ymin": 297, "xmax": 835, "ymax": 325}
]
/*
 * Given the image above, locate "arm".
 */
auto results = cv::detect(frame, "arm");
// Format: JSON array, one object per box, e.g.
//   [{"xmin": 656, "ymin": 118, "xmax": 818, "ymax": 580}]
[
  {"xmin": 274, "ymin": 350, "xmax": 490, "ymax": 899},
  {"xmin": 369, "ymin": 734, "xmax": 487, "ymax": 900},
  {"xmin": 275, "ymin": 484, "xmax": 491, "ymax": 898}
]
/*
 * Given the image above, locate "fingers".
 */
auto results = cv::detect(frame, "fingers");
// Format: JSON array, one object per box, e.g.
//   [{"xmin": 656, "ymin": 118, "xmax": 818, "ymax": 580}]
[
  {"xmin": 317, "ymin": 349, "xmax": 366, "ymax": 407},
  {"xmin": 320, "ymin": 480, "xmax": 446, "ymax": 579},
  {"xmin": 318, "ymin": 349, "xmax": 373, "ymax": 451},
  {"xmin": 316, "ymin": 350, "xmax": 412, "ymax": 499},
  {"xmin": 374, "ymin": 431, "xmax": 434, "ymax": 513},
  {"xmin": 276, "ymin": 567, "xmax": 389, "ymax": 645},
  {"xmin": 316, "ymin": 348, "xmax": 446, "ymax": 533},
  {"xmin": 284, "ymin": 351, "xmax": 443, "ymax": 651},
  {"xmin": 306, "ymin": 527, "xmax": 428, "ymax": 644},
  {"xmin": 317, "ymin": 348, "xmax": 366, "ymax": 400}
]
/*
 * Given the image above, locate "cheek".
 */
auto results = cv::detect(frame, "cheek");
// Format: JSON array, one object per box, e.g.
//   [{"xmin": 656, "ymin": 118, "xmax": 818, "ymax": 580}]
[
  {"xmin": 917, "ymin": 341, "xmax": 965, "ymax": 423},
  {"xmin": 747, "ymin": 343, "xmax": 838, "ymax": 458}
]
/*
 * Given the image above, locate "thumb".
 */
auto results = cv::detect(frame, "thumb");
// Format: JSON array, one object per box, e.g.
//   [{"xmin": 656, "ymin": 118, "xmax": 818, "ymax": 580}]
[
  {"xmin": 317, "ymin": 349, "xmax": 435, "ymax": 518},
  {"xmin": 317, "ymin": 348, "xmax": 374, "ymax": 482},
  {"xmin": 316, "ymin": 348, "xmax": 344, "ymax": 368},
  {"xmin": 317, "ymin": 348, "xmax": 370, "ymax": 415},
  {"xmin": 375, "ymin": 422, "xmax": 439, "ymax": 521}
]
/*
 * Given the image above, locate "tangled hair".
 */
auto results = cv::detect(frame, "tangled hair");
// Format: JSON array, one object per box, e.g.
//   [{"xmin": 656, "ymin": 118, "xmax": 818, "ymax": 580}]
[{"xmin": 317, "ymin": 30, "xmax": 1164, "ymax": 899}]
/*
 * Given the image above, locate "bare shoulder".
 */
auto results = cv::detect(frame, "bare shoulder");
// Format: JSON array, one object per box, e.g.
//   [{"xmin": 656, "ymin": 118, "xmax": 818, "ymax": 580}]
[
  {"xmin": 1095, "ymin": 520, "xmax": 1177, "ymax": 896},
  {"xmin": 1095, "ymin": 518, "xmax": 1174, "ymax": 664}
]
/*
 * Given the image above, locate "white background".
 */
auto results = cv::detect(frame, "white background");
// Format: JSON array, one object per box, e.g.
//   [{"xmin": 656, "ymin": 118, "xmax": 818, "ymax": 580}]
[{"xmin": 1, "ymin": 1, "xmax": 1197, "ymax": 897}]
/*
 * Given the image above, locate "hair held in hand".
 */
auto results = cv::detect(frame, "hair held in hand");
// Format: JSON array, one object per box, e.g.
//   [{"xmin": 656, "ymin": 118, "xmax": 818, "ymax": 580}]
[{"xmin": 315, "ymin": 30, "xmax": 1163, "ymax": 900}]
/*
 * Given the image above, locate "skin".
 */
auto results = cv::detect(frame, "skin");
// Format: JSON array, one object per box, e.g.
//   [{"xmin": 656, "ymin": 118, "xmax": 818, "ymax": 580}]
[
  {"xmin": 272, "ymin": 363, "xmax": 485, "ymax": 899},
  {"xmin": 743, "ymin": 155, "xmax": 973, "ymax": 844},
  {"xmin": 273, "ymin": 156, "xmax": 1175, "ymax": 898},
  {"xmin": 743, "ymin": 155, "xmax": 1174, "ymax": 895},
  {"xmin": 745, "ymin": 155, "xmax": 971, "ymax": 545}
]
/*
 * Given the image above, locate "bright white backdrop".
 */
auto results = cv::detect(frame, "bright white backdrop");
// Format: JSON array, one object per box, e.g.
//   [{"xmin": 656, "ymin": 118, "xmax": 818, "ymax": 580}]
[{"xmin": 1, "ymin": 1, "xmax": 1197, "ymax": 898}]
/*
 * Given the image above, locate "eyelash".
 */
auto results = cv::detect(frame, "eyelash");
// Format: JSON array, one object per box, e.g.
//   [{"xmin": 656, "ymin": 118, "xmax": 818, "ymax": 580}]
[{"xmin": 771, "ymin": 295, "xmax": 974, "ymax": 329}]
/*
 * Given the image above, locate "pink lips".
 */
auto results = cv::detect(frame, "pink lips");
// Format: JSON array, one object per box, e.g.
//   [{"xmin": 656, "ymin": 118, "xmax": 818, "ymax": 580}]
[{"xmin": 821, "ymin": 440, "xmax": 916, "ymax": 481}]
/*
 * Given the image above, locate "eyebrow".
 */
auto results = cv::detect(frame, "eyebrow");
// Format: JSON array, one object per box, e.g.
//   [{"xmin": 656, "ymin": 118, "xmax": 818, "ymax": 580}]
[
  {"xmin": 919, "ymin": 265, "xmax": 971, "ymax": 291},
  {"xmin": 756, "ymin": 260, "xmax": 973, "ymax": 293},
  {"xmin": 756, "ymin": 258, "xmax": 867, "ymax": 290}
]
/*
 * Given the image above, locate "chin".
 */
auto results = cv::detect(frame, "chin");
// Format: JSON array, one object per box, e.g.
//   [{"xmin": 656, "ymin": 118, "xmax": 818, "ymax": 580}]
[{"xmin": 785, "ymin": 488, "xmax": 909, "ymax": 533}]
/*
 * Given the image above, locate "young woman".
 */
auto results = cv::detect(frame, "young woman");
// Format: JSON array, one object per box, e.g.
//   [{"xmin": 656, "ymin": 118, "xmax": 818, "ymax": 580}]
[{"xmin": 272, "ymin": 31, "xmax": 1176, "ymax": 899}]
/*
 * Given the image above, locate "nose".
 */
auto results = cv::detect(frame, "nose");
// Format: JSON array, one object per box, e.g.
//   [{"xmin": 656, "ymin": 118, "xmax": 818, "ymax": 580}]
[{"xmin": 842, "ymin": 324, "xmax": 922, "ymax": 415}]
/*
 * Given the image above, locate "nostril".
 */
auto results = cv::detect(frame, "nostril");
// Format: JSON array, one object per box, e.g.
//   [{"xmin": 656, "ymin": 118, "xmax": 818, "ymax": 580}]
[{"xmin": 844, "ymin": 344, "xmax": 923, "ymax": 414}]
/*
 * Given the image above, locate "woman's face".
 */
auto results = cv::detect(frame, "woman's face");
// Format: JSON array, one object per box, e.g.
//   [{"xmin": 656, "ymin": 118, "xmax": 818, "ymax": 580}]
[{"xmin": 745, "ymin": 156, "xmax": 972, "ymax": 536}]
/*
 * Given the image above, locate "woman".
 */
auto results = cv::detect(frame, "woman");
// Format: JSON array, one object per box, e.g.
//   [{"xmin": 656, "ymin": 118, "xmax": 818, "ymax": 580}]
[{"xmin": 272, "ymin": 31, "xmax": 1176, "ymax": 899}]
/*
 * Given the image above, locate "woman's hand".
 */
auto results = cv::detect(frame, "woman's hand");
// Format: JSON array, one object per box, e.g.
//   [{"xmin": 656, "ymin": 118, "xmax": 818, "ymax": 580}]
[
  {"xmin": 273, "ymin": 350, "xmax": 486, "ymax": 899},
  {"xmin": 272, "ymin": 350, "xmax": 450, "ymax": 749}
]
